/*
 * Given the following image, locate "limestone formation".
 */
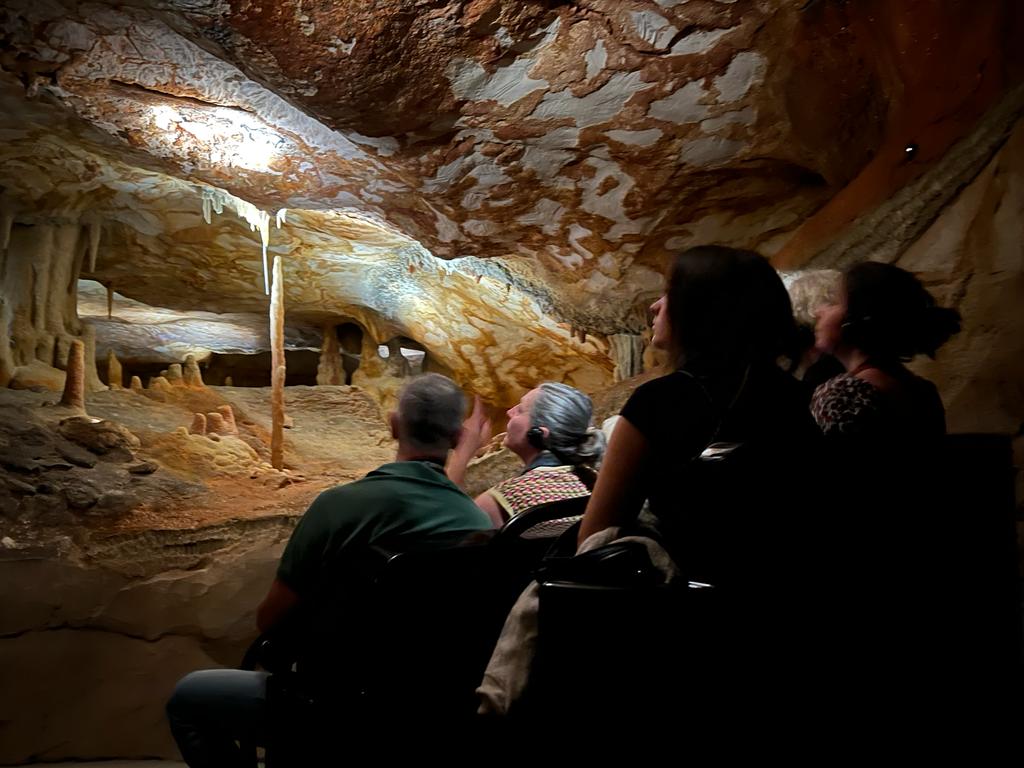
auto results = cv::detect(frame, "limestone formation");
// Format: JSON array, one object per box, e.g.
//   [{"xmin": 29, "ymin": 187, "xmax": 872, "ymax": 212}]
[
  {"xmin": 57, "ymin": 417, "xmax": 140, "ymax": 462},
  {"xmin": 0, "ymin": 2, "xmax": 1020, "ymax": 405},
  {"xmin": 106, "ymin": 350, "xmax": 122, "ymax": 390},
  {"xmin": 271, "ymin": 365, "xmax": 285, "ymax": 470},
  {"xmin": 165, "ymin": 364, "xmax": 184, "ymax": 386},
  {"xmin": 59, "ymin": 340, "xmax": 85, "ymax": 411},
  {"xmin": 217, "ymin": 405, "xmax": 238, "ymax": 435},
  {"xmin": 224, "ymin": 376, "xmax": 234, "ymax": 387},
  {"xmin": 189, "ymin": 413, "xmax": 207, "ymax": 436},
  {"xmin": 149, "ymin": 376, "xmax": 172, "ymax": 392},
  {"xmin": 608, "ymin": 334, "xmax": 644, "ymax": 383},
  {"xmin": 183, "ymin": 355, "xmax": 204, "ymax": 388},
  {"xmin": 0, "ymin": 2, "xmax": 1022, "ymax": 761},
  {"xmin": 206, "ymin": 412, "xmax": 227, "ymax": 435},
  {"xmin": 317, "ymin": 324, "xmax": 343, "ymax": 385},
  {"xmin": 270, "ymin": 257, "xmax": 286, "ymax": 471}
]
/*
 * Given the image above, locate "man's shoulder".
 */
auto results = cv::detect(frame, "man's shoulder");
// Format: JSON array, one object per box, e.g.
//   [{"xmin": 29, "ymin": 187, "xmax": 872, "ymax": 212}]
[{"xmin": 314, "ymin": 461, "xmax": 469, "ymax": 503}]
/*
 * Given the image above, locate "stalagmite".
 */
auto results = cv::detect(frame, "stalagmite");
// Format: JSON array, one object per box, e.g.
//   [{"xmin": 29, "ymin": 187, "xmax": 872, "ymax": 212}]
[
  {"xmin": 183, "ymin": 354, "xmax": 204, "ymax": 387},
  {"xmin": 270, "ymin": 255, "xmax": 286, "ymax": 470},
  {"xmin": 272, "ymin": 365, "xmax": 285, "ymax": 470},
  {"xmin": 224, "ymin": 376, "xmax": 234, "ymax": 387},
  {"xmin": 317, "ymin": 324, "xmax": 343, "ymax": 385},
  {"xmin": 59, "ymin": 339, "xmax": 85, "ymax": 410},
  {"xmin": 217, "ymin": 404, "xmax": 238, "ymax": 434},
  {"xmin": 150, "ymin": 375, "xmax": 172, "ymax": 392},
  {"xmin": 107, "ymin": 349, "xmax": 123, "ymax": 389},
  {"xmin": 130, "ymin": 375, "xmax": 143, "ymax": 391},
  {"xmin": 166, "ymin": 363, "xmax": 184, "ymax": 385},
  {"xmin": 80, "ymin": 324, "xmax": 105, "ymax": 392},
  {"xmin": 189, "ymin": 413, "xmax": 207, "ymax": 435},
  {"xmin": 206, "ymin": 411, "xmax": 227, "ymax": 435}
]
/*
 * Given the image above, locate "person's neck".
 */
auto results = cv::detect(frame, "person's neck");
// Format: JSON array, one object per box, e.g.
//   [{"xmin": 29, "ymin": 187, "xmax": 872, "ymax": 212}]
[
  {"xmin": 395, "ymin": 446, "xmax": 448, "ymax": 465},
  {"xmin": 514, "ymin": 446, "xmax": 541, "ymax": 467},
  {"xmin": 836, "ymin": 346, "xmax": 871, "ymax": 374}
]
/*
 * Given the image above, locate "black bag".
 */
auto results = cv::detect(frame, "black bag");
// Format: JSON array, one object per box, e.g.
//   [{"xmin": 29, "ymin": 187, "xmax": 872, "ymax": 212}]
[{"xmin": 535, "ymin": 539, "xmax": 665, "ymax": 588}]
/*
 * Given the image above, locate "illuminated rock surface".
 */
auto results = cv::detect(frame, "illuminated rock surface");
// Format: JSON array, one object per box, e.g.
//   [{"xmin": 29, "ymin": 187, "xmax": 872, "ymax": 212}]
[{"xmin": 1, "ymin": 0, "xmax": 1023, "ymax": 761}]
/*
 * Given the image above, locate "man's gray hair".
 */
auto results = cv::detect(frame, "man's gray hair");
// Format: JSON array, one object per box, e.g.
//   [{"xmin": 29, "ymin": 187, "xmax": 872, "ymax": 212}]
[
  {"xmin": 396, "ymin": 373, "xmax": 465, "ymax": 452},
  {"xmin": 531, "ymin": 382, "xmax": 606, "ymax": 467}
]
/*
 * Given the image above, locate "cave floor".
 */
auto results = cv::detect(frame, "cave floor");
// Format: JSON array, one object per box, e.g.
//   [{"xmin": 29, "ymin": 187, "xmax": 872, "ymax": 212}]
[{"xmin": 0, "ymin": 383, "xmax": 395, "ymax": 550}]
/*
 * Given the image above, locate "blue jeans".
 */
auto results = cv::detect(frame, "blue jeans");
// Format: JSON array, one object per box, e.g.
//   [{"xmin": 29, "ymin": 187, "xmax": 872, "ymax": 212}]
[{"xmin": 166, "ymin": 669, "xmax": 269, "ymax": 768}]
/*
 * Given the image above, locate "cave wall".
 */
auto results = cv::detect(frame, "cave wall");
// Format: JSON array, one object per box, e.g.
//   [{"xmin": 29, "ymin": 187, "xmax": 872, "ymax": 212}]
[
  {"xmin": 1, "ymin": 222, "xmax": 103, "ymax": 392},
  {"xmin": 0, "ymin": 521, "xmax": 290, "ymax": 763},
  {"xmin": 901, "ymin": 118, "xmax": 1024, "ymax": 513}
]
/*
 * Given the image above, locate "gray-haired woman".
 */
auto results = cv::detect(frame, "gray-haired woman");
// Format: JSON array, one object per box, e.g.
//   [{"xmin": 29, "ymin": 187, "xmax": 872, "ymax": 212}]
[{"xmin": 449, "ymin": 382, "xmax": 606, "ymax": 527}]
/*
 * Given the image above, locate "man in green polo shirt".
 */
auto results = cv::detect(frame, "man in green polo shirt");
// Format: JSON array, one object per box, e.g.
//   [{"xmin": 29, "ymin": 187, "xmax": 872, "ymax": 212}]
[{"xmin": 167, "ymin": 373, "xmax": 491, "ymax": 768}]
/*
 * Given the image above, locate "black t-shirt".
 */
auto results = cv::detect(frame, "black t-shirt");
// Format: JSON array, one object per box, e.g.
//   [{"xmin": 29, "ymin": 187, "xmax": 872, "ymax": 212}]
[{"xmin": 621, "ymin": 363, "xmax": 815, "ymax": 524}]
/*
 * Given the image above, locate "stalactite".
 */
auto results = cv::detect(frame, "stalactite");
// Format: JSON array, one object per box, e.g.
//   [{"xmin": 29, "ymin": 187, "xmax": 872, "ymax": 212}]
[
  {"xmin": 166, "ymin": 363, "xmax": 184, "ymax": 385},
  {"xmin": 49, "ymin": 225, "xmax": 80, "ymax": 338},
  {"xmin": 270, "ymin": 255, "xmax": 286, "ymax": 471},
  {"xmin": 217, "ymin": 404, "xmax": 238, "ymax": 434},
  {"xmin": 199, "ymin": 187, "xmax": 278, "ymax": 294},
  {"xmin": 29, "ymin": 225, "xmax": 55, "ymax": 362},
  {"xmin": 87, "ymin": 220, "xmax": 101, "ymax": 273},
  {"xmin": 59, "ymin": 339, "xmax": 85, "ymax": 411},
  {"xmin": 609, "ymin": 333, "xmax": 644, "ymax": 383},
  {"xmin": 130, "ymin": 375, "xmax": 143, "ymax": 392},
  {"xmin": 183, "ymin": 354, "xmax": 204, "ymax": 387},
  {"xmin": 107, "ymin": 349, "xmax": 123, "ymax": 389},
  {"xmin": 106, "ymin": 283, "xmax": 113, "ymax": 320},
  {"xmin": 189, "ymin": 413, "xmax": 207, "ymax": 435}
]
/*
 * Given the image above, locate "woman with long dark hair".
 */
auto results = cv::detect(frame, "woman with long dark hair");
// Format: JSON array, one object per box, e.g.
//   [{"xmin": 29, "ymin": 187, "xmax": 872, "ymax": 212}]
[{"xmin": 578, "ymin": 245, "xmax": 814, "ymax": 543}]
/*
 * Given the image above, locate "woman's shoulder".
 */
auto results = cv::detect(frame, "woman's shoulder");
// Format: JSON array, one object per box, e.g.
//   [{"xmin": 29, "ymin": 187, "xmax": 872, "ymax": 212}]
[
  {"xmin": 811, "ymin": 373, "xmax": 885, "ymax": 436},
  {"xmin": 627, "ymin": 369, "xmax": 708, "ymax": 403}
]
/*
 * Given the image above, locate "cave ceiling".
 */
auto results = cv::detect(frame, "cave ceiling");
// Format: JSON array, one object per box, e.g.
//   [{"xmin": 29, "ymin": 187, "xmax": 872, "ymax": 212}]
[{"xmin": 1, "ymin": 0, "xmax": 1021, "ymax": 402}]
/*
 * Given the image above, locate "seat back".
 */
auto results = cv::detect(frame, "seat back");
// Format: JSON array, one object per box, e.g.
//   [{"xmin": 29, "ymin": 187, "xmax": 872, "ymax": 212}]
[
  {"xmin": 528, "ymin": 433, "xmax": 1021, "ymax": 731},
  {"xmin": 294, "ymin": 530, "xmax": 506, "ymax": 723}
]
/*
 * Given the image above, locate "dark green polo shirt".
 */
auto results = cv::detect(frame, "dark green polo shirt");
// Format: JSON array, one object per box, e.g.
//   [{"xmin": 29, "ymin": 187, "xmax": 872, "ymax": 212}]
[{"xmin": 277, "ymin": 461, "xmax": 491, "ymax": 596}]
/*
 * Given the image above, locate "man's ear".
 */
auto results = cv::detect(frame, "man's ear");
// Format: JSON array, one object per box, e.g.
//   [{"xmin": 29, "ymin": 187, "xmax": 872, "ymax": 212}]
[{"xmin": 388, "ymin": 411, "xmax": 400, "ymax": 441}]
